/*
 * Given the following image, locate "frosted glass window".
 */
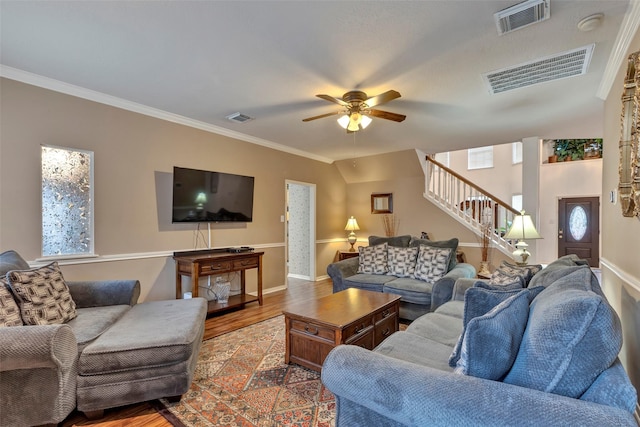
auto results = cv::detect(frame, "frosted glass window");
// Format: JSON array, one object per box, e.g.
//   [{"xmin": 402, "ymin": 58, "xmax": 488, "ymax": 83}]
[
  {"xmin": 41, "ymin": 146, "xmax": 94, "ymax": 257},
  {"xmin": 512, "ymin": 142, "xmax": 523, "ymax": 164},
  {"xmin": 468, "ymin": 146, "xmax": 493, "ymax": 170},
  {"xmin": 569, "ymin": 206, "xmax": 588, "ymax": 241}
]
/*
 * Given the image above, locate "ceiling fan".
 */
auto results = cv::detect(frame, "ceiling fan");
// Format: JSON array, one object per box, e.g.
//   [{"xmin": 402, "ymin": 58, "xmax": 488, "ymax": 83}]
[{"xmin": 302, "ymin": 90, "xmax": 406, "ymax": 132}]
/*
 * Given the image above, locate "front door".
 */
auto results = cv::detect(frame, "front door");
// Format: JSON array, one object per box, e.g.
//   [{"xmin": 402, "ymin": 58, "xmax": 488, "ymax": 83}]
[{"xmin": 558, "ymin": 197, "xmax": 599, "ymax": 267}]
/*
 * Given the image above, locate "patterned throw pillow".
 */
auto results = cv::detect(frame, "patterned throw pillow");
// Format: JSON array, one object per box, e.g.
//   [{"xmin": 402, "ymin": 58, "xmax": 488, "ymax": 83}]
[
  {"xmin": 7, "ymin": 262, "xmax": 77, "ymax": 325},
  {"xmin": 387, "ymin": 246, "xmax": 418, "ymax": 278},
  {"xmin": 496, "ymin": 261, "xmax": 543, "ymax": 286},
  {"xmin": 0, "ymin": 277, "xmax": 23, "ymax": 327},
  {"xmin": 357, "ymin": 243, "xmax": 389, "ymax": 275},
  {"xmin": 413, "ymin": 245, "xmax": 452, "ymax": 283},
  {"xmin": 488, "ymin": 269, "xmax": 525, "ymax": 289},
  {"xmin": 409, "ymin": 237, "xmax": 459, "ymax": 271}
]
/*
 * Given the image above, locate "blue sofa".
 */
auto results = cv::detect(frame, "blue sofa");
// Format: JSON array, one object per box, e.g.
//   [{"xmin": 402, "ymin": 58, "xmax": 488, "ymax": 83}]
[
  {"xmin": 327, "ymin": 235, "xmax": 476, "ymax": 320},
  {"xmin": 322, "ymin": 255, "xmax": 638, "ymax": 426}
]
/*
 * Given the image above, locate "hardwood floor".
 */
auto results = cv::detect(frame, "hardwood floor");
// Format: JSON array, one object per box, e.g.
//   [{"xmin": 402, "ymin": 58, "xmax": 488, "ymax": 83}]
[{"xmin": 60, "ymin": 277, "xmax": 333, "ymax": 427}]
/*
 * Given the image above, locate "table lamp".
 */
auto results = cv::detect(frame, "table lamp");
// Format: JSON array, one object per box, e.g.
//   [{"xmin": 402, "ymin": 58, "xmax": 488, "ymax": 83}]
[
  {"xmin": 344, "ymin": 216, "xmax": 360, "ymax": 252},
  {"xmin": 504, "ymin": 211, "xmax": 542, "ymax": 265}
]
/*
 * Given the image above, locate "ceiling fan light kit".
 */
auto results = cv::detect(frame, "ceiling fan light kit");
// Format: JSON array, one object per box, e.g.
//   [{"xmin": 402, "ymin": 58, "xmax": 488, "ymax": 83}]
[{"xmin": 303, "ymin": 90, "xmax": 405, "ymax": 133}]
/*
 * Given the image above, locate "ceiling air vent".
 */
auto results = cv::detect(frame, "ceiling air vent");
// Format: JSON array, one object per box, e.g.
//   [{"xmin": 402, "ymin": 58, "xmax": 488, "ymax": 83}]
[
  {"xmin": 483, "ymin": 44, "xmax": 594, "ymax": 94},
  {"xmin": 494, "ymin": 0, "xmax": 550, "ymax": 35},
  {"xmin": 226, "ymin": 112, "xmax": 254, "ymax": 123}
]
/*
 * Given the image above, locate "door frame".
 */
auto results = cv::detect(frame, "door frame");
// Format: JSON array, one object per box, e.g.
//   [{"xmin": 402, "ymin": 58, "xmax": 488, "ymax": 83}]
[{"xmin": 285, "ymin": 180, "xmax": 316, "ymax": 282}]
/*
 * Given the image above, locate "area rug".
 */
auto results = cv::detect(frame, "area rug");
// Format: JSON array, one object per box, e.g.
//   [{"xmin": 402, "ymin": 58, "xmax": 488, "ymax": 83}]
[{"xmin": 159, "ymin": 315, "xmax": 336, "ymax": 427}]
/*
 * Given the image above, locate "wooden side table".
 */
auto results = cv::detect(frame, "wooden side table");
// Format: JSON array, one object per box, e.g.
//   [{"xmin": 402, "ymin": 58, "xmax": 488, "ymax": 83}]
[
  {"xmin": 173, "ymin": 249, "xmax": 263, "ymax": 315},
  {"xmin": 338, "ymin": 250, "xmax": 359, "ymax": 261}
]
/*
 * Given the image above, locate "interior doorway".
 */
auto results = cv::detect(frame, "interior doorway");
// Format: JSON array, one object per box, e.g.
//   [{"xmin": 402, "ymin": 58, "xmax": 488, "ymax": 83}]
[
  {"xmin": 557, "ymin": 196, "xmax": 600, "ymax": 267},
  {"xmin": 285, "ymin": 181, "xmax": 316, "ymax": 281}
]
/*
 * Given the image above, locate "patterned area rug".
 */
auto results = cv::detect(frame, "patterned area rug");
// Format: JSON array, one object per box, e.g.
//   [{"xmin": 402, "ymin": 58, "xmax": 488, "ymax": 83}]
[{"xmin": 159, "ymin": 315, "xmax": 336, "ymax": 427}]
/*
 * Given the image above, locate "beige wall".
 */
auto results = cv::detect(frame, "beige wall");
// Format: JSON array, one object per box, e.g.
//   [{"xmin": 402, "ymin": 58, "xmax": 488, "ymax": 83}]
[
  {"xmin": 0, "ymin": 78, "xmax": 347, "ymax": 300},
  {"xmin": 601, "ymin": 29, "xmax": 640, "ymax": 399}
]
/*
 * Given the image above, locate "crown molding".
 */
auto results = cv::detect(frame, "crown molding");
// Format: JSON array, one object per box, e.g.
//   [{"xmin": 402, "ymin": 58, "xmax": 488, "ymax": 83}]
[
  {"xmin": 0, "ymin": 65, "xmax": 334, "ymax": 164},
  {"xmin": 596, "ymin": 0, "xmax": 640, "ymax": 100}
]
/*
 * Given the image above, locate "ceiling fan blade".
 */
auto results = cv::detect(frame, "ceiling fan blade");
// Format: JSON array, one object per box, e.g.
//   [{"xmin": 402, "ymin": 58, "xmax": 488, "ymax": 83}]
[
  {"xmin": 302, "ymin": 111, "xmax": 341, "ymax": 122},
  {"xmin": 316, "ymin": 94, "xmax": 350, "ymax": 107},
  {"xmin": 364, "ymin": 90, "xmax": 401, "ymax": 108},
  {"xmin": 368, "ymin": 109, "xmax": 406, "ymax": 122}
]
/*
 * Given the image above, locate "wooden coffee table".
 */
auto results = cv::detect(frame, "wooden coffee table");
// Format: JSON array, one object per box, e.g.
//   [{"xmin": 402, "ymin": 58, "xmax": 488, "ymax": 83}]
[{"xmin": 283, "ymin": 288, "xmax": 401, "ymax": 372}]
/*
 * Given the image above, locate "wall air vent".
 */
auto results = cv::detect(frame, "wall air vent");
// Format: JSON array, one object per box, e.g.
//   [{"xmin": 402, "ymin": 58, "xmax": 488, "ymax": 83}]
[
  {"xmin": 494, "ymin": 0, "xmax": 550, "ymax": 35},
  {"xmin": 226, "ymin": 112, "xmax": 254, "ymax": 123},
  {"xmin": 483, "ymin": 44, "xmax": 594, "ymax": 94}
]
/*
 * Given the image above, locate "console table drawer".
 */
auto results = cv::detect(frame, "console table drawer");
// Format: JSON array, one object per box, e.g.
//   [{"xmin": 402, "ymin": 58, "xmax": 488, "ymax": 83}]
[
  {"xmin": 233, "ymin": 258, "xmax": 259, "ymax": 270},
  {"xmin": 290, "ymin": 319, "xmax": 334, "ymax": 341},
  {"xmin": 200, "ymin": 261, "xmax": 231, "ymax": 273}
]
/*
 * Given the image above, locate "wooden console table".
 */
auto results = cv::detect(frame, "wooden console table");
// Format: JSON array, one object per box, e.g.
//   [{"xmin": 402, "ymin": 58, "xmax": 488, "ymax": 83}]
[{"xmin": 173, "ymin": 249, "xmax": 263, "ymax": 315}]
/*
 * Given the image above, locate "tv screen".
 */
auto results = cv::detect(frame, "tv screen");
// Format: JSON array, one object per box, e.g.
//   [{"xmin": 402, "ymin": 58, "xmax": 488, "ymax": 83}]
[{"xmin": 172, "ymin": 166, "xmax": 254, "ymax": 223}]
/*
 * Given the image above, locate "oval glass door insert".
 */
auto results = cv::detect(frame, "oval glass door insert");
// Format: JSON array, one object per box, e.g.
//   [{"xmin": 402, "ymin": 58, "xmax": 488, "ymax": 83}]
[{"xmin": 569, "ymin": 206, "xmax": 588, "ymax": 241}]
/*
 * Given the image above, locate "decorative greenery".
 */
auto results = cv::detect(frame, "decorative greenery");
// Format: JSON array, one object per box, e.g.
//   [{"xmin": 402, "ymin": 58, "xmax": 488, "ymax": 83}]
[{"xmin": 553, "ymin": 139, "xmax": 602, "ymax": 161}]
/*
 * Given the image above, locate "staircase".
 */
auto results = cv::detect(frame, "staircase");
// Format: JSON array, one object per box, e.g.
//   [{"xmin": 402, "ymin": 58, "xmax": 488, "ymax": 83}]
[{"xmin": 422, "ymin": 155, "xmax": 519, "ymax": 257}]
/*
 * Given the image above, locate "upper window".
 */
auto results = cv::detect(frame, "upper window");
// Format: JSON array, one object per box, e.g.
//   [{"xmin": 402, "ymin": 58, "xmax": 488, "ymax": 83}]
[
  {"xmin": 41, "ymin": 146, "xmax": 94, "ymax": 257},
  {"xmin": 468, "ymin": 146, "xmax": 493, "ymax": 170},
  {"xmin": 434, "ymin": 152, "xmax": 450, "ymax": 167},
  {"xmin": 512, "ymin": 194, "xmax": 523, "ymax": 212},
  {"xmin": 512, "ymin": 141, "xmax": 523, "ymax": 164}
]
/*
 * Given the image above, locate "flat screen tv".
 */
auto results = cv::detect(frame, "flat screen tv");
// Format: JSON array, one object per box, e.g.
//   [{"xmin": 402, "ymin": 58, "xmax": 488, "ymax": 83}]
[{"xmin": 172, "ymin": 166, "xmax": 254, "ymax": 223}]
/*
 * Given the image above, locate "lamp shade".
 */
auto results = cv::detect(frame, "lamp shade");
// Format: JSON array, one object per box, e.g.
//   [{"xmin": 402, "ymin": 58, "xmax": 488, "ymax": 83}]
[
  {"xmin": 344, "ymin": 216, "xmax": 360, "ymax": 231},
  {"xmin": 504, "ymin": 212, "xmax": 541, "ymax": 240}
]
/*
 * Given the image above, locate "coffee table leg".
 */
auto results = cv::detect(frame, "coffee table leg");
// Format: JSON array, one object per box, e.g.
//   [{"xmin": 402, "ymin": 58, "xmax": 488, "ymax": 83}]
[{"xmin": 284, "ymin": 316, "xmax": 291, "ymax": 364}]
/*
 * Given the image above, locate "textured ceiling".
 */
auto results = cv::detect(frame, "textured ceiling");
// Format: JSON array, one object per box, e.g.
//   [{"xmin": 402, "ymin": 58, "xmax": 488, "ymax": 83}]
[{"xmin": 0, "ymin": 1, "xmax": 635, "ymax": 162}]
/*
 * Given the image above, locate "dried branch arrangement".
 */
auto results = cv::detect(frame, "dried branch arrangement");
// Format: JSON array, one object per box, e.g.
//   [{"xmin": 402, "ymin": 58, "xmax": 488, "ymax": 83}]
[
  {"xmin": 479, "ymin": 222, "xmax": 492, "ymax": 262},
  {"xmin": 382, "ymin": 214, "xmax": 399, "ymax": 237}
]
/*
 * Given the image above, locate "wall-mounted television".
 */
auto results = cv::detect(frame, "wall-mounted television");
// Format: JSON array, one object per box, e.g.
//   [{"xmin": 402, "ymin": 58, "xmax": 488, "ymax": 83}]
[{"xmin": 172, "ymin": 166, "xmax": 254, "ymax": 223}]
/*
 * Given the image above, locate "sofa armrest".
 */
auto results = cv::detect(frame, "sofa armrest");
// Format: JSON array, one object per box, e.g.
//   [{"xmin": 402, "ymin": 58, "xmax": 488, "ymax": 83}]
[
  {"xmin": 326, "ymin": 257, "xmax": 359, "ymax": 292},
  {"xmin": 0, "ymin": 325, "xmax": 78, "ymax": 426},
  {"xmin": 321, "ymin": 345, "xmax": 637, "ymax": 427},
  {"xmin": 452, "ymin": 277, "xmax": 486, "ymax": 301},
  {"xmin": 67, "ymin": 279, "xmax": 140, "ymax": 308},
  {"xmin": 0, "ymin": 324, "xmax": 77, "ymax": 371},
  {"xmin": 430, "ymin": 263, "xmax": 476, "ymax": 310}
]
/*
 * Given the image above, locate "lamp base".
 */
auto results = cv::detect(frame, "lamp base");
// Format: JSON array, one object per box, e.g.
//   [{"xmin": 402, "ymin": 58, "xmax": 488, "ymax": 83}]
[
  {"xmin": 347, "ymin": 232, "xmax": 357, "ymax": 252},
  {"xmin": 511, "ymin": 241, "xmax": 530, "ymax": 266}
]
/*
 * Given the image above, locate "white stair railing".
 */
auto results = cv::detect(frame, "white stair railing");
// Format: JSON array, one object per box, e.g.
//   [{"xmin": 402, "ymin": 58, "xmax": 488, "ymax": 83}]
[{"xmin": 423, "ymin": 155, "xmax": 520, "ymax": 256}]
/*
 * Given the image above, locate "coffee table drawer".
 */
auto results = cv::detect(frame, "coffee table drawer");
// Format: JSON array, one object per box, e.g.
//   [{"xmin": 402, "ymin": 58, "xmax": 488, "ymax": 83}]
[
  {"xmin": 290, "ymin": 319, "xmax": 335, "ymax": 342},
  {"xmin": 374, "ymin": 313, "xmax": 397, "ymax": 345},
  {"xmin": 345, "ymin": 325, "xmax": 374, "ymax": 349},
  {"xmin": 374, "ymin": 305, "xmax": 398, "ymax": 323}
]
